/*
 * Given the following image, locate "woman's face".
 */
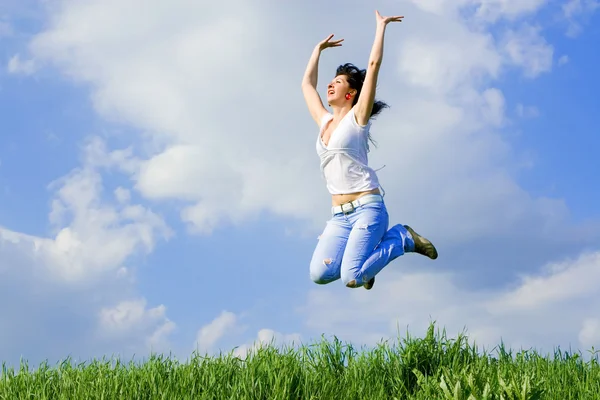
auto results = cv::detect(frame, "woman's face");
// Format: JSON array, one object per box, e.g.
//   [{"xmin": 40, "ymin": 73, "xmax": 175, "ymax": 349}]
[{"xmin": 326, "ymin": 74, "xmax": 352, "ymax": 105}]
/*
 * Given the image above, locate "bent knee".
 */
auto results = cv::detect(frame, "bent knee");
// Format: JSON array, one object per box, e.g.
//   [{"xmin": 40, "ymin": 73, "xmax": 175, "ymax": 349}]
[
  {"xmin": 309, "ymin": 267, "xmax": 327, "ymax": 284},
  {"xmin": 341, "ymin": 269, "xmax": 361, "ymax": 288},
  {"xmin": 310, "ymin": 274, "xmax": 329, "ymax": 284},
  {"xmin": 310, "ymin": 257, "xmax": 337, "ymax": 284},
  {"xmin": 342, "ymin": 276, "xmax": 359, "ymax": 288}
]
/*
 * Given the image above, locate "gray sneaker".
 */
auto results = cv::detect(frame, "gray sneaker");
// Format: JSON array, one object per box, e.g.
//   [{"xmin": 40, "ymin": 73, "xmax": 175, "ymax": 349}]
[{"xmin": 404, "ymin": 225, "xmax": 438, "ymax": 260}]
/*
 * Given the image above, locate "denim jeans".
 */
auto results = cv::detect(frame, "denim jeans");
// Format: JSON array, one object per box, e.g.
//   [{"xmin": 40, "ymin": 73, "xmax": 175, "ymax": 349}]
[{"xmin": 309, "ymin": 196, "xmax": 415, "ymax": 287}]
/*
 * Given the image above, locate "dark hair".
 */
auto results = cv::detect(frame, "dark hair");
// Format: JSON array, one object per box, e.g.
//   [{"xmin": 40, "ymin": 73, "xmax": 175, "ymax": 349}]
[{"xmin": 335, "ymin": 63, "xmax": 389, "ymax": 148}]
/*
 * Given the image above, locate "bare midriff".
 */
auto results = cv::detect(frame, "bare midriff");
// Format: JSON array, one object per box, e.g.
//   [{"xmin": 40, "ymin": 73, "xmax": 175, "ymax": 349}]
[{"xmin": 331, "ymin": 187, "xmax": 381, "ymax": 206}]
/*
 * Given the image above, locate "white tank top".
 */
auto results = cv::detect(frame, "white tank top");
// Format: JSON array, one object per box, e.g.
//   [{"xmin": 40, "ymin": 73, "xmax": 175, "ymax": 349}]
[{"xmin": 316, "ymin": 108, "xmax": 381, "ymax": 195}]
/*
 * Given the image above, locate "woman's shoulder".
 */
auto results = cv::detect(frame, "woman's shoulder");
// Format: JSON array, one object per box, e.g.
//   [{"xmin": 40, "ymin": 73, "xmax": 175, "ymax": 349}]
[{"xmin": 348, "ymin": 107, "xmax": 371, "ymax": 129}]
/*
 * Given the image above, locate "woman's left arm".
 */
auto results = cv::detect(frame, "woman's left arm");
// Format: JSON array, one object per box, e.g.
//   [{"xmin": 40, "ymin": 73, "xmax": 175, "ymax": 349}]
[{"xmin": 354, "ymin": 10, "xmax": 404, "ymax": 126}]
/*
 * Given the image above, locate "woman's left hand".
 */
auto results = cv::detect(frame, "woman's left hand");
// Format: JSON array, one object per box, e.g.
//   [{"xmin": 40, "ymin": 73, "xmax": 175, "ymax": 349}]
[{"xmin": 375, "ymin": 10, "xmax": 404, "ymax": 26}]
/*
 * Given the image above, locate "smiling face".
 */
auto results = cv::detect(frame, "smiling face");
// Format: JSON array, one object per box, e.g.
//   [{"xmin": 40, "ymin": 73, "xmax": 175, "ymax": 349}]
[{"xmin": 326, "ymin": 74, "xmax": 354, "ymax": 106}]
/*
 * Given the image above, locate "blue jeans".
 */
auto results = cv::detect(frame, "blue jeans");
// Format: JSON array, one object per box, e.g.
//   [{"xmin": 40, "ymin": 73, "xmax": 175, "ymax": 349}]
[{"xmin": 309, "ymin": 196, "xmax": 415, "ymax": 287}]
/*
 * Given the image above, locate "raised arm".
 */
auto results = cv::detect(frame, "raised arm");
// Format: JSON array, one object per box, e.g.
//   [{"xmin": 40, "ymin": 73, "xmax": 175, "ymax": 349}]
[
  {"xmin": 354, "ymin": 11, "xmax": 404, "ymax": 126},
  {"xmin": 302, "ymin": 34, "xmax": 344, "ymax": 126}
]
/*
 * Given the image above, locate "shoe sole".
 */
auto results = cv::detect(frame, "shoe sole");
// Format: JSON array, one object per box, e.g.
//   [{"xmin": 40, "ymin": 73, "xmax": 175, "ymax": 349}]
[{"xmin": 404, "ymin": 225, "xmax": 438, "ymax": 260}]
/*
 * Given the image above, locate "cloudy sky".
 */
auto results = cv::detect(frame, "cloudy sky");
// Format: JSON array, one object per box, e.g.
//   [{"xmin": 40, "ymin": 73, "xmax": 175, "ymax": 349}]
[{"xmin": 1, "ymin": 0, "xmax": 599, "ymax": 367}]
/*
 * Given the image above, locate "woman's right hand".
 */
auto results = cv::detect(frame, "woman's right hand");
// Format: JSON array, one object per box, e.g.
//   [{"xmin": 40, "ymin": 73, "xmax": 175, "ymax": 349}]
[{"xmin": 317, "ymin": 34, "xmax": 344, "ymax": 51}]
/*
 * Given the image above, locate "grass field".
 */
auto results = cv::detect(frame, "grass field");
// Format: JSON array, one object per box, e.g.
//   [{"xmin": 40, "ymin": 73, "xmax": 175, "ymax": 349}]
[{"xmin": 1, "ymin": 324, "xmax": 599, "ymax": 399}]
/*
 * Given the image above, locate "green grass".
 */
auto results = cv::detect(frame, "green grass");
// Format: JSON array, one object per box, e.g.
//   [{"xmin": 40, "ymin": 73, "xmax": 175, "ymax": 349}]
[{"xmin": 2, "ymin": 323, "xmax": 600, "ymax": 399}]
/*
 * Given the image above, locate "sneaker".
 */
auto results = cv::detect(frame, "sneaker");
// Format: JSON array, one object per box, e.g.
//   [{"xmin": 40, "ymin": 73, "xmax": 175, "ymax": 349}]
[
  {"xmin": 364, "ymin": 277, "xmax": 375, "ymax": 290},
  {"xmin": 404, "ymin": 225, "xmax": 438, "ymax": 260}
]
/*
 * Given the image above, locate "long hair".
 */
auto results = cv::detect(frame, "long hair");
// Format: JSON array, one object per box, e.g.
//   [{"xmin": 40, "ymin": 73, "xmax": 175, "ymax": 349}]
[{"xmin": 335, "ymin": 63, "xmax": 389, "ymax": 148}]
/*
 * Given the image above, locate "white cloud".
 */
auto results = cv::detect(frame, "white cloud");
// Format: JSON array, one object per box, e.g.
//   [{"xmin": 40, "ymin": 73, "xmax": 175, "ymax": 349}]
[
  {"xmin": 472, "ymin": 0, "xmax": 550, "ymax": 21},
  {"xmin": 481, "ymin": 87, "xmax": 506, "ymax": 126},
  {"xmin": 193, "ymin": 311, "xmax": 302, "ymax": 359},
  {"xmin": 98, "ymin": 298, "xmax": 175, "ymax": 352},
  {"xmin": 0, "ymin": 142, "xmax": 174, "ymax": 365},
  {"xmin": 563, "ymin": 0, "xmax": 600, "ymax": 37},
  {"xmin": 395, "ymin": 31, "xmax": 501, "ymax": 94},
  {"xmin": 232, "ymin": 328, "xmax": 303, "ymax": 359},
  {"xmin": 194, "ymin": 311, "xmax": 241, "ymax": 354},
  {"xmin": 405, "ymin": 0, "xmax": 549, "ymax": 21},
  {"xmin": 579, "ymin": 318, "xmax": 600, "ymax": 348},
  {"xmin": 488, "ymin": 252, "xmax": 600, "ymax": 313},
  {"xmin": 7, "ymin": 54, "xmax": 36, "ymax": 75},
  {"xmin": 500, "ymin": 24, "xmax": 553, "ymax": 78},
  {"xmin": 114, "ymin": 187, "xmax": 131, "ymax": 204},
  {"xmin": 300, "ymin": 250, "xmax": 600, "ymax": 354},
  {"xmin": 44, "ymin": 164, "xmax": 172, "ymax": 283},
  {"xmin": 256, "ymin": 329, "xmax": 302, "ymax": 347},
  {"xmin": 558, "ymin": 55, "xmax": 570, "ymax": 65},
  {"xmin": 1, "ymin": 161, "xmax": 172, "ymax": 285},
  {"xmin": 516, "ymin": 103, "xmax": 540, "ymax": 118}
]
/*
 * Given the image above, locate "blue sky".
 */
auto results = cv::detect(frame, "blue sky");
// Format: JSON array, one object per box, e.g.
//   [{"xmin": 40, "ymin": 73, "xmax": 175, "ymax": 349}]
[
  {"xmin": 502, "ymin": 24, "xmax": 600, "ymax": 221},
  {"xmin": 1, "ymin": 0, "xmax": 600, "ymax": 367}
]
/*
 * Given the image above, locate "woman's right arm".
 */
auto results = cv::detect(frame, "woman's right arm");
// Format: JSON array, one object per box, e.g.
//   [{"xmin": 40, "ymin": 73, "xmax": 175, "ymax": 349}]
[{"xmin": 301, "ymin": 34, "xmax": 343, "ymax": 126}]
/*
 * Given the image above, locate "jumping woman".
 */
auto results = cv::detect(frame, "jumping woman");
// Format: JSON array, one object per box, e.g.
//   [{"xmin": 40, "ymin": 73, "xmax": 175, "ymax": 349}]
[{"xmin": 302, "ymin": 10, "xmax": 438, "ymax": 290}]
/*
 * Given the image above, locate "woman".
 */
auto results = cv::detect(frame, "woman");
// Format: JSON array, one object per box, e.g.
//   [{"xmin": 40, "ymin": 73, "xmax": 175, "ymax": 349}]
[{"xmin": 302, "ymin": 10, "xmax": 438, "ymax": 290}]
